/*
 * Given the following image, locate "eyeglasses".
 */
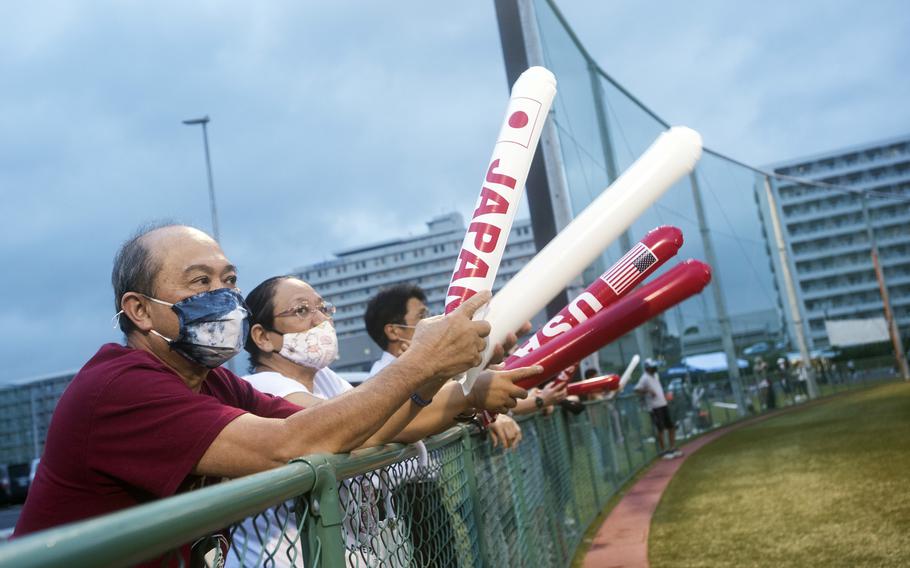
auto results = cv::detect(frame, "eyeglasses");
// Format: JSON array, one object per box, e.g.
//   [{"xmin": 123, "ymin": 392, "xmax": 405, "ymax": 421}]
[
  {"xmin": 275, "ymin": 301, "xmax": 336, "ymax": 320},
  {"xmin": 391, "ymin": 310, "xmax": 436, "ymax": 329}
]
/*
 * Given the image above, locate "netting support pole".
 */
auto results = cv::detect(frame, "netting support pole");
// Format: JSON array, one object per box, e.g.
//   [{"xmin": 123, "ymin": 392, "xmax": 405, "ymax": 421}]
[
  {"xmin": 494, "ymin": 0, "xmax": 574, "ymax": 319},
  {"xmin": 588, "ymin": 60, "xmax": 656, "ymax": 367},
  {"xmin": 302, "ymin": 455, "xmax": 346, "ymax": 568},
  {"xmin": 762, "ymin": 175, "xmax": 819, "ymax": 397},
  {"xmin": 689, "ymin": 172, "xmax": 749, "ymax": 414}
]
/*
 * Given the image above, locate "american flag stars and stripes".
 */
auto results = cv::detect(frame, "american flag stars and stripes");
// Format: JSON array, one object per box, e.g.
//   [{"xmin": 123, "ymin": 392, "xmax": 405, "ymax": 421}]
[{"xmin": 601, "ymin": 242, "xmax": 659, "ymax": 295}]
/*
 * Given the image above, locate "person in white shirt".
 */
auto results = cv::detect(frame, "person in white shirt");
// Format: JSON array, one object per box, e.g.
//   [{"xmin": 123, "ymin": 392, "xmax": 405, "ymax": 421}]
[
  {"xmin": 634, "ymin": 358, "xmax": 681, "ymax": 459},
  {"xmin": 242, "ymin": 276, "xmax": 537, "ymax": 446},
  {"xmin": 364, "ymin": 284, "xmax": 525, "ymax": 449},
  {"xmin": 237, "ymin": 276, "xmax": 537, "ymax": 566},
  {"xmin": 363, "ymin": 283, "xmax": 532, "ymax": 566}
]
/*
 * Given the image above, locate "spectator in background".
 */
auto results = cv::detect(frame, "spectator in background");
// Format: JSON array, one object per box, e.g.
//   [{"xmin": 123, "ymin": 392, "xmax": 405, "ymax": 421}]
[
  {"xmin": 795, "ymin": 361, "xmax": 809, "ymax": 400},
  {"xmin": 14, "ymin": 224, "xmax": 495, "ymax": 562},
  {"xmin": 634, "ymin": 358, "xmax": 681, "ymax": 459},
  {"xmin": 363, "ymin": 284, "xmax": 528, "ymax": 449},
  {"xmin": 756, "ymin": 357, "xmax": 776, "ymax": 410},
  {"xmin": 364, "ymin": 284, "xmax": 535, "ymax": 566},
  {"xmin": 242, "ymin": 277, "xmax": 536, "ymax": 446},
  {"xmin": 513, "ymin": 379, "xmax": 569, "ymax": 415},
  {"xmin": 513, "ymin": 365, "xmax": 572, "ymax": 416},
  {"xmin": 776, "ymin": 357, "xmax": 792, "ymax": 399},
  {"xmin": 571, "ymin": 367, "xmax": 598, "ymax": 401}
]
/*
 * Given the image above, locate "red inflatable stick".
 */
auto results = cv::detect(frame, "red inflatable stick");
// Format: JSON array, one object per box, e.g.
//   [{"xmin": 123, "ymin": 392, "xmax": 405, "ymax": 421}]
[
  {"xmin": 567, "ymin": 374, "xmax": 620, "ymax": 396},
  {"xmin": 506, "ymin": 259, "xmax": 712, "ymax": 390},
  {"xmin": 547, "ymin": 363, "xmax": 578, "ymax": 388},
  {"xmin": 505, "ymin": 225, "xmax": 683, "ymax": 364}
]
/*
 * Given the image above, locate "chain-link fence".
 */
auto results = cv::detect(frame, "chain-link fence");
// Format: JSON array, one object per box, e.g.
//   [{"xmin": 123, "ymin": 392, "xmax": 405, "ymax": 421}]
[
  {"xmin": 0, "ymin": 371, "xmax": 896, "ymax": 568},
  {"xmin": 528, "ymin": 0, "xmax": 910, "ymax": 393}
]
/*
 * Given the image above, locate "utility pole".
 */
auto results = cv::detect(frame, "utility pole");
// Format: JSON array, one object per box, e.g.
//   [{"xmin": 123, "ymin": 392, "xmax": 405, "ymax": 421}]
[{"xmin": 861, "ymin": 194, "xmax": 910, "ymax": 380}]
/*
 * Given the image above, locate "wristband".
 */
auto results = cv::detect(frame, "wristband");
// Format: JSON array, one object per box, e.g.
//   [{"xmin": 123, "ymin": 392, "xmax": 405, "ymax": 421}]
[
  {"xmin": 535, "ymin": 396, "xmax": 545, "ymax": 409},
  {"xmin": 454, "ymin": 411, "xmax": 477, "ymax": 423},
  {"xmin": 410, "ymin": 392, "xmax": 433, "ymax": 407}
]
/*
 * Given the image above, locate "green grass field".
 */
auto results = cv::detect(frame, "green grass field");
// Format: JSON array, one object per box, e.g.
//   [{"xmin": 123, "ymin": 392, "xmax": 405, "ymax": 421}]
[{"xmin": 649, "ymin": 381, "xmax": 910, "ymax": 567}]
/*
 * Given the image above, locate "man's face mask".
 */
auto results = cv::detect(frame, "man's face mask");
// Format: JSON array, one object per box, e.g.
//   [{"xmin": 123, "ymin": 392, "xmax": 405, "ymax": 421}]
[
  {"xmin": 277, "ymin": 320, "xmax": 339, "ymax": 370},
  {"xmin": 144, "ymin": 288, "xmax": 250, "ymax": 369}
]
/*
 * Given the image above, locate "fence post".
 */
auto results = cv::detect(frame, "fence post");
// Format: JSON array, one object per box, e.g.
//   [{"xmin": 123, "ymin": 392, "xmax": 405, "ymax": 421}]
[
  {"xmin": 580, "ymin": 411, "xmax": 604, "ymax": 509},
  {"xmin": 555, "ymin": 408, "xmax": 583, "ymax": 531},
  {"xmin": 460, "ymin": 426, "xmax": 489, "ymax": 566},
  {"xmin": 617, "ymin": 398, "xmax": 637, "ymax": 479},
  {"xmin": 298, "ymin": 455, "xmax": 346, "ymax": 568},
  {"xmin": 603, "ymin": 402, "xmax": 622, "ymax": 487}
]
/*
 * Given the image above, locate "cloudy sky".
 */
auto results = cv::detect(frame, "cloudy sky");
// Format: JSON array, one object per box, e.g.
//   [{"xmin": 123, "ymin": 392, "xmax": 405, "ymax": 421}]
[{"xmin": 1, "ymin": 1, "xmax": 907, "ymax": 382}]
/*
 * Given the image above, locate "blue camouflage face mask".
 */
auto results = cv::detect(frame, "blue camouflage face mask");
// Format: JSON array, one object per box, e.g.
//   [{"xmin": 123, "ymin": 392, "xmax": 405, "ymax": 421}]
[{"xmin": 144, "ymin": 288, "xmax": 250, "ymax": 369}]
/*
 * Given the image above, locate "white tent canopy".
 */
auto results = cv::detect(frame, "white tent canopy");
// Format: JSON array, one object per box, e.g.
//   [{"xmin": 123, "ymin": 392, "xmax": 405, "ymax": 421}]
[
  {"xmin": 681, "ymin": 352, "xmax": 748, "ymax": 373},
  {"xmin": 825, "ymin": 317, "xmax": 889, "ymax": 347}
]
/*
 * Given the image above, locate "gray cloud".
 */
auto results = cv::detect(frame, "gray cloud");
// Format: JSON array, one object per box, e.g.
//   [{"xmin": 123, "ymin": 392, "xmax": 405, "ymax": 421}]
[{"xmin": 1, "ymin": 1, "xmax": 906, "ymax": 381}]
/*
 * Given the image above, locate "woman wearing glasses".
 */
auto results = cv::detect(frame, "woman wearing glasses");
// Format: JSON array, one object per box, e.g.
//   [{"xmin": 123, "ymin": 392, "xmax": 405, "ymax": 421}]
[
  {"xmin": 236, "ymin": 276, "xmax": 535, "ymax": 566},
  {"xmin": 242, "ymin": 276, "xmax": 354, "ymax": 405},
  {"xmin": 241, "ymin": 275, "xmax": 535, "ymax": 445}
]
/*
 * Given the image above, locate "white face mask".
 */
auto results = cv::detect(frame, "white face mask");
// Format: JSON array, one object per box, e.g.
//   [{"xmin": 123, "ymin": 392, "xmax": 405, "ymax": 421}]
[{"xmin": 278, "ymin": 320, "xmax": 339, "ymax": 370}]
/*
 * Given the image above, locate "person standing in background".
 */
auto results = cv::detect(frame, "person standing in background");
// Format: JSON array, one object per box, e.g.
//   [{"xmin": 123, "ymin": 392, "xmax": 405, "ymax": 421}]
[{"xmin": 634, "ymin": 358, "xmax": 681, "ymax": 459}]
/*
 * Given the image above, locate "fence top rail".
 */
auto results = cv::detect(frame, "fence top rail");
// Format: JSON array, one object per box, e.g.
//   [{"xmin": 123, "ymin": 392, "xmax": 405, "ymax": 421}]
[
  {"xmin": 330, "ymin": 424, "xmax": 465, "ymax": 480},
  {"xmin": 0, "ymin": 424, "xmax": 471, "ymax": 567},
  {"xmin": 0, "ymin": 459, "xmax": 319, "ymax": 568}
]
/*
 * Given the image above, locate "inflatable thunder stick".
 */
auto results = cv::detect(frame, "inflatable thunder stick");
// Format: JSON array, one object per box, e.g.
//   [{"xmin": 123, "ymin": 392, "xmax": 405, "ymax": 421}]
[
  {"xmin": 462, "ymin": 126, "xmax": 703, "ymax": 393},
  {"xmin": 567, "ymin": 374, "xmax": 620, "ymax": 397},
  {"xmin": 549, "ymin": 363, "xmax": 578, "ymax": 388},
  {"xmin": 504, "ymin": 225, "xmax": 683, "ymax": 366},
  {"xmin": 607, "ymin": 355, "xmax": 641, "ymax": 400},
  {"xmin": 444, "ymin": 67, "xmax": 556, "ymax": 315},
  {"xmin": 506, "ymin": 260, "xmax": 712, "ymax": 390}
]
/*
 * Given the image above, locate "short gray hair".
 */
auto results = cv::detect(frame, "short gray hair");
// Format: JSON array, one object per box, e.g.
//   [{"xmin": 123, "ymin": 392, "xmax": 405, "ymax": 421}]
[{"xmin": 111, "ymin": 221, "xmax": 181, "ymax": 335}]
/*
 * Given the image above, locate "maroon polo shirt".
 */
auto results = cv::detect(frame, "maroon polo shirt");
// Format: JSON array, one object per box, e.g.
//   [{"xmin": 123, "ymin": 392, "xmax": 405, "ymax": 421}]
[{"xmin": 15, "ymin": 343, "xmax": 303, "ymax": 538}]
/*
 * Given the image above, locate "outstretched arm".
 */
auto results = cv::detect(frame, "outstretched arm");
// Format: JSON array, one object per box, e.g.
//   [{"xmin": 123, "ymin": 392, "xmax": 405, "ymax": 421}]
[
  {"xmin": 385, "ymin": 366, "xmax": 537, "ymax": 444},
  {"xmin": 194, "ymin": 293, "xmax": 493, "ymax": 478}
]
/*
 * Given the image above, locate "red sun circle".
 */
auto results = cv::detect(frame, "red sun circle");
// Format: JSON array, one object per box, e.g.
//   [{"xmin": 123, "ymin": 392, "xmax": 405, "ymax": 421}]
[{"xmin": 508, "ymin": 111, "xmax": 529, "ymax": 129}]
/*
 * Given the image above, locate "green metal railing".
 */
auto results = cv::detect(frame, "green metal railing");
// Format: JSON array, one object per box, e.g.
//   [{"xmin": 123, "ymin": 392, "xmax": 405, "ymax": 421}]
[{"xmin": 0, "ymin": 371, "xmax": 894, "ymax": 568}]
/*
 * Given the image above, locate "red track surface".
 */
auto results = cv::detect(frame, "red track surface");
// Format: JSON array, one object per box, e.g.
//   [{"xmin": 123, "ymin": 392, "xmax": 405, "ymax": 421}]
[{"xmin": 581, "ymin": 412, "xmax": 782, "ymax": 568}]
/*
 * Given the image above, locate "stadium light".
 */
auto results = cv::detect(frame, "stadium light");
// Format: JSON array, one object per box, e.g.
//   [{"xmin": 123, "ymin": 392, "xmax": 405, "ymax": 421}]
[{"xmin": 182, "ymin": 115, "xmax": 221, "ymax": 242}]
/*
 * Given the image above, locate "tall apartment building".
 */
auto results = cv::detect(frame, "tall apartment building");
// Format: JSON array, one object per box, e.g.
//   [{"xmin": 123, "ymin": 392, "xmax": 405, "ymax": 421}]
[
  {"xmin": 293, "ymin": 213, "xmax": 540, "ymax": 371},
  {"xmin": 0, "ymin": 371, "xmax": 75, "ymax": 465},
  {"xmin": 763, "ymin": 134, "xmax": 910, "ymax": 348}
]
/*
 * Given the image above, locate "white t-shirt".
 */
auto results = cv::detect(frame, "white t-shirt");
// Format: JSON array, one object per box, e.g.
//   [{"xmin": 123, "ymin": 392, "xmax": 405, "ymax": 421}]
[
  {"xmin": 242, "ymin": 368, "xmax": 353, "ymax": 400},
  {"xmin": 635, "ymin": 371, "xmax": 668, "ymax": 410},
  {"xmin": 368, "ymin": 351, "xmax": 397, "ymax": 378},
  {"xmin": 366, "ymin": 349, "xmax": 428, "ymax": 468}
]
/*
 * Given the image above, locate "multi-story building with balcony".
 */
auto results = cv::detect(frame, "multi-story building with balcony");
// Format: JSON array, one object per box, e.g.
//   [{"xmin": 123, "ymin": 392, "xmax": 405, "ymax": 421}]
[
  {"xmin": 763, "ymin": 134, "xmax": 910, "ymax": 347},
  {"xmin": 293, "ymin": 212, "xmax": 541, "ymax": 371},
  {"xmin": 0, "ymin": 371, "xmax": 75, "ymax": 466}
]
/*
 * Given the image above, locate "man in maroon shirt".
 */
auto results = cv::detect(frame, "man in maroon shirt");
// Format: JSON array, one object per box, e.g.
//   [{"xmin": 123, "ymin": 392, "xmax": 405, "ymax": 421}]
[{"xmin": 14, "ymin": 224, "xmax": 496, "ymax": 539}]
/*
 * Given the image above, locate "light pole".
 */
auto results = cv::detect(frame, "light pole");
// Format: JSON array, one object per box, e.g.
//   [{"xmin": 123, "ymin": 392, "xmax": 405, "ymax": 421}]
[
  {"xmin": 182, "ymin": 116, "xmax": 221, "ymax": 242},
  {"xmin": 183, "ymin": 116, "xmax": 234, "ymax": 373}
]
